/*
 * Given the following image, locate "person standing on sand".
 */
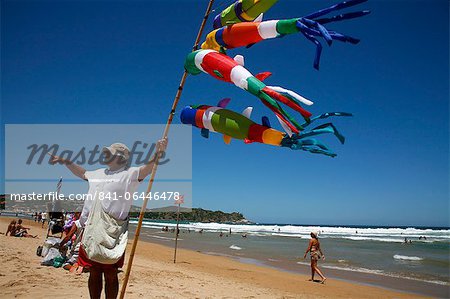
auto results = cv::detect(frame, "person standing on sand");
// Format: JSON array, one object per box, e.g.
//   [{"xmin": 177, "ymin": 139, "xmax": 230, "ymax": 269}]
[
  {"xmin": 303, "ymin": 231, "xmax": 327, "ymax": 283},
  {"xmin": 41, "ymin": 212, "xmax": 47, "ymax": 228},
  {"xmin": 49, "ymin": 139, "xmax": 167, "ymax": 299}
]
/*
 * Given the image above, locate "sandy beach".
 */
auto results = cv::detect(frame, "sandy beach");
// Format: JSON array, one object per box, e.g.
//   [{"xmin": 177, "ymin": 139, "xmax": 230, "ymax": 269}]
[{"xmin": 0, "ymin": 217, "xmax": 432, "ymax": 298}]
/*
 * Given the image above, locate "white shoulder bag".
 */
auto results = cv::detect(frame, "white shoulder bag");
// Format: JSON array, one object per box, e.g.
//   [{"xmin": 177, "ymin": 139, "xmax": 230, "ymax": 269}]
[{"xmin": 81, "ymin": 194, "xmax": 128, "ymax": 264}]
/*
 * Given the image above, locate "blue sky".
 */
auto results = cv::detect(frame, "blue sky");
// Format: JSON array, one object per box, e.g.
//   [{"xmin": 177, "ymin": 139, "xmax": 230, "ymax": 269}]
[{"xmin": 1, "ymin": 0, "xmax": 448, "ymax": 226}]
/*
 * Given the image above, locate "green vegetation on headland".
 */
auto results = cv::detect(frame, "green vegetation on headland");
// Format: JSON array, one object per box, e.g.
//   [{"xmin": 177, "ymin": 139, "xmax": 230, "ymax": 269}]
[{"xmin": 129, "ymin": 207, "xmax": 249, "ymax": 223}]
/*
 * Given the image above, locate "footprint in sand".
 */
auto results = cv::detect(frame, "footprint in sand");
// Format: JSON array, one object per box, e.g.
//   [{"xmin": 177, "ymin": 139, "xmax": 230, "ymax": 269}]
[{"xmin": 3, "ymin": 280, "xmax": 25, "ymax": 287}]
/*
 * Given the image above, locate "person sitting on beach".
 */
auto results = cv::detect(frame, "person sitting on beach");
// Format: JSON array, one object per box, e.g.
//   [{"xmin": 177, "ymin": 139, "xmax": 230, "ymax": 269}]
[
  {"xmin": 63, "ymin": 212, "xmax": 77, "ymax": 235},
  {"xmin": 303, "ymin": 231, "xmax": 326, "ymax": 283},
  {"xmin": 5, "ymin": 220, "xmax": 17, "ymax": 236},
  {"xmin": 59, "ymin": 211, "xmax": 83, "ymax": 273},
  {"xmin": 49, "ymin": 139, "xmax": 167, "ymax": 299},
  {"xmin": 60, "ymin": 211, "xmax": 81, "ymax": 248},
  {"xmin": 15, "ymin": 219, "xmax": 37, "ymax": 238}
]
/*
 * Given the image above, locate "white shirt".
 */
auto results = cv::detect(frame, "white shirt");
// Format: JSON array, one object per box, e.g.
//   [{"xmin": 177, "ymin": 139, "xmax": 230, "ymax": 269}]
[{"xmin": 79, "ymin": 166, "xmax": 142, "ymax": 226}]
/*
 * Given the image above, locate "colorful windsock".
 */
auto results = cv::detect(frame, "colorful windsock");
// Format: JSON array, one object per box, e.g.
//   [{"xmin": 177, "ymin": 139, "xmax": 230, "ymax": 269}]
[
  {"xmin": 203, "ymin": 0, "xmax": 370, "ymax": 69},
  {"xmin": 180, "ymin": 99, "xmax": 352, "ymax": 157},
  {"xmin": 184, "ymin": 49, "xmax": 313, "ymax": 134},
  {"xmin": 213, "ymin": 0, "xmax": 278, "ymax": 29}
]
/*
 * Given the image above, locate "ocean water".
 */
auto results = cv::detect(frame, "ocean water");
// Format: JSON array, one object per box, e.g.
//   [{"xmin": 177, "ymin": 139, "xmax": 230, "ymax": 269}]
[{"xmin": 130, "ymin": 220, "xmax": 450, "ymax": 290}]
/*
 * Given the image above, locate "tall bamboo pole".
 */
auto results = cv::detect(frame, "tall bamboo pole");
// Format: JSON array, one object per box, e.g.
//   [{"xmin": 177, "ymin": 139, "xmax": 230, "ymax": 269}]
[{"xmin": 119, "ymin": 1, "xmax": 215, "ymax": 298}]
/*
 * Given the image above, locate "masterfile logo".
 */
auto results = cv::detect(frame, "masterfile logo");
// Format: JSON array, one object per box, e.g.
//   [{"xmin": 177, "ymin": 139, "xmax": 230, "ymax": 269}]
[{"xmin": 4, "ymin": 124, "xmax": 193, "ymax": 212}]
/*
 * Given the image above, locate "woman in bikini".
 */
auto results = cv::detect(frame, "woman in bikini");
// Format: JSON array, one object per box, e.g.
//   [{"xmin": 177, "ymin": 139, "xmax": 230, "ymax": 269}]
[{"xmin": 303, "ymin": 231, "xmax": 327, "ymax": 283}]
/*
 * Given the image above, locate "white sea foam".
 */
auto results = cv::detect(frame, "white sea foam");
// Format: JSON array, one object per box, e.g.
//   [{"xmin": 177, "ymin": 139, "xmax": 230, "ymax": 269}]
[
  {"xmin": 130, "ymin": 220, "xmax": 450, "ymax": 243},
  {"xmin": 320, "ymin": 264, "xmax": 448, "ymax": 286},
  {"xmin": 271, "ymin": 233, "xmax": 309, "ymax": 238},
  {"xmin": 322, "ymin": 264, "xmax": 385, "ymax": 275},
  {"xmin": 393, "ymin": 255, "xmax": 423, "ymax": 261},
  {"xmin": 247, "ymin": 233, "xmax": 267, "ymax": 237},
  {"xmin": 147, "ymin": 235, "xmax": 182, "ymax": 241},
  {"xmin": 342, "ymin": 236, "xmax": 405, "ymax": 243},
  {"xmin": 296, "ymin": 261, "xmax": 309, "ymax": 266},
  {"xmin": 229, "ymin": 245, "xmax": 242, "ymax": 250}
]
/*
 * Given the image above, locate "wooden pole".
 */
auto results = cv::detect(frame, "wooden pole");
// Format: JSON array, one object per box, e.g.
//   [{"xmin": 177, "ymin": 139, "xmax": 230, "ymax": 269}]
[
  {"xmin": 173, "ymin": 203, "xmax": 181, "ymax": 263},
  {"xmin": 119, "ymin": 1, "xmax": 215, "ymax": 298}
]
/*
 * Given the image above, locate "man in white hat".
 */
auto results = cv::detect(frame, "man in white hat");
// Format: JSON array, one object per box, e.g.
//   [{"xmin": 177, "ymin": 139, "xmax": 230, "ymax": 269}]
[{"xmin": 49, "ymin": 138, "xmax": 167, "ymax": 299}]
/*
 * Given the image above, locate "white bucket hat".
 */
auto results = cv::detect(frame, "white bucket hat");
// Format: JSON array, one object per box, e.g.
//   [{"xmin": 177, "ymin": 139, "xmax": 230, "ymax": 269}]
[{"xmin": 102, "ymin": 143, "xmax": 130, "ymax": 161}]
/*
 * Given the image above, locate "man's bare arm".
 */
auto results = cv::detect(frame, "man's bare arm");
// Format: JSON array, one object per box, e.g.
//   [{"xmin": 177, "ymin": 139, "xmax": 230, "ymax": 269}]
[
  {"xmin": 138, "ymin": 138, "xmax": 168, "ymax": 181},
  {"xmin": 48, "ymin": 153, "xmax": 87, "ymax": 180}
]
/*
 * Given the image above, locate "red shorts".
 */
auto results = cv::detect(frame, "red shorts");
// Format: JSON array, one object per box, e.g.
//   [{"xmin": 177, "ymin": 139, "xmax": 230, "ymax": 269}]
[{"xmin": 78, "ymin": 245, "xmax": 125, "ymax": 270}]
